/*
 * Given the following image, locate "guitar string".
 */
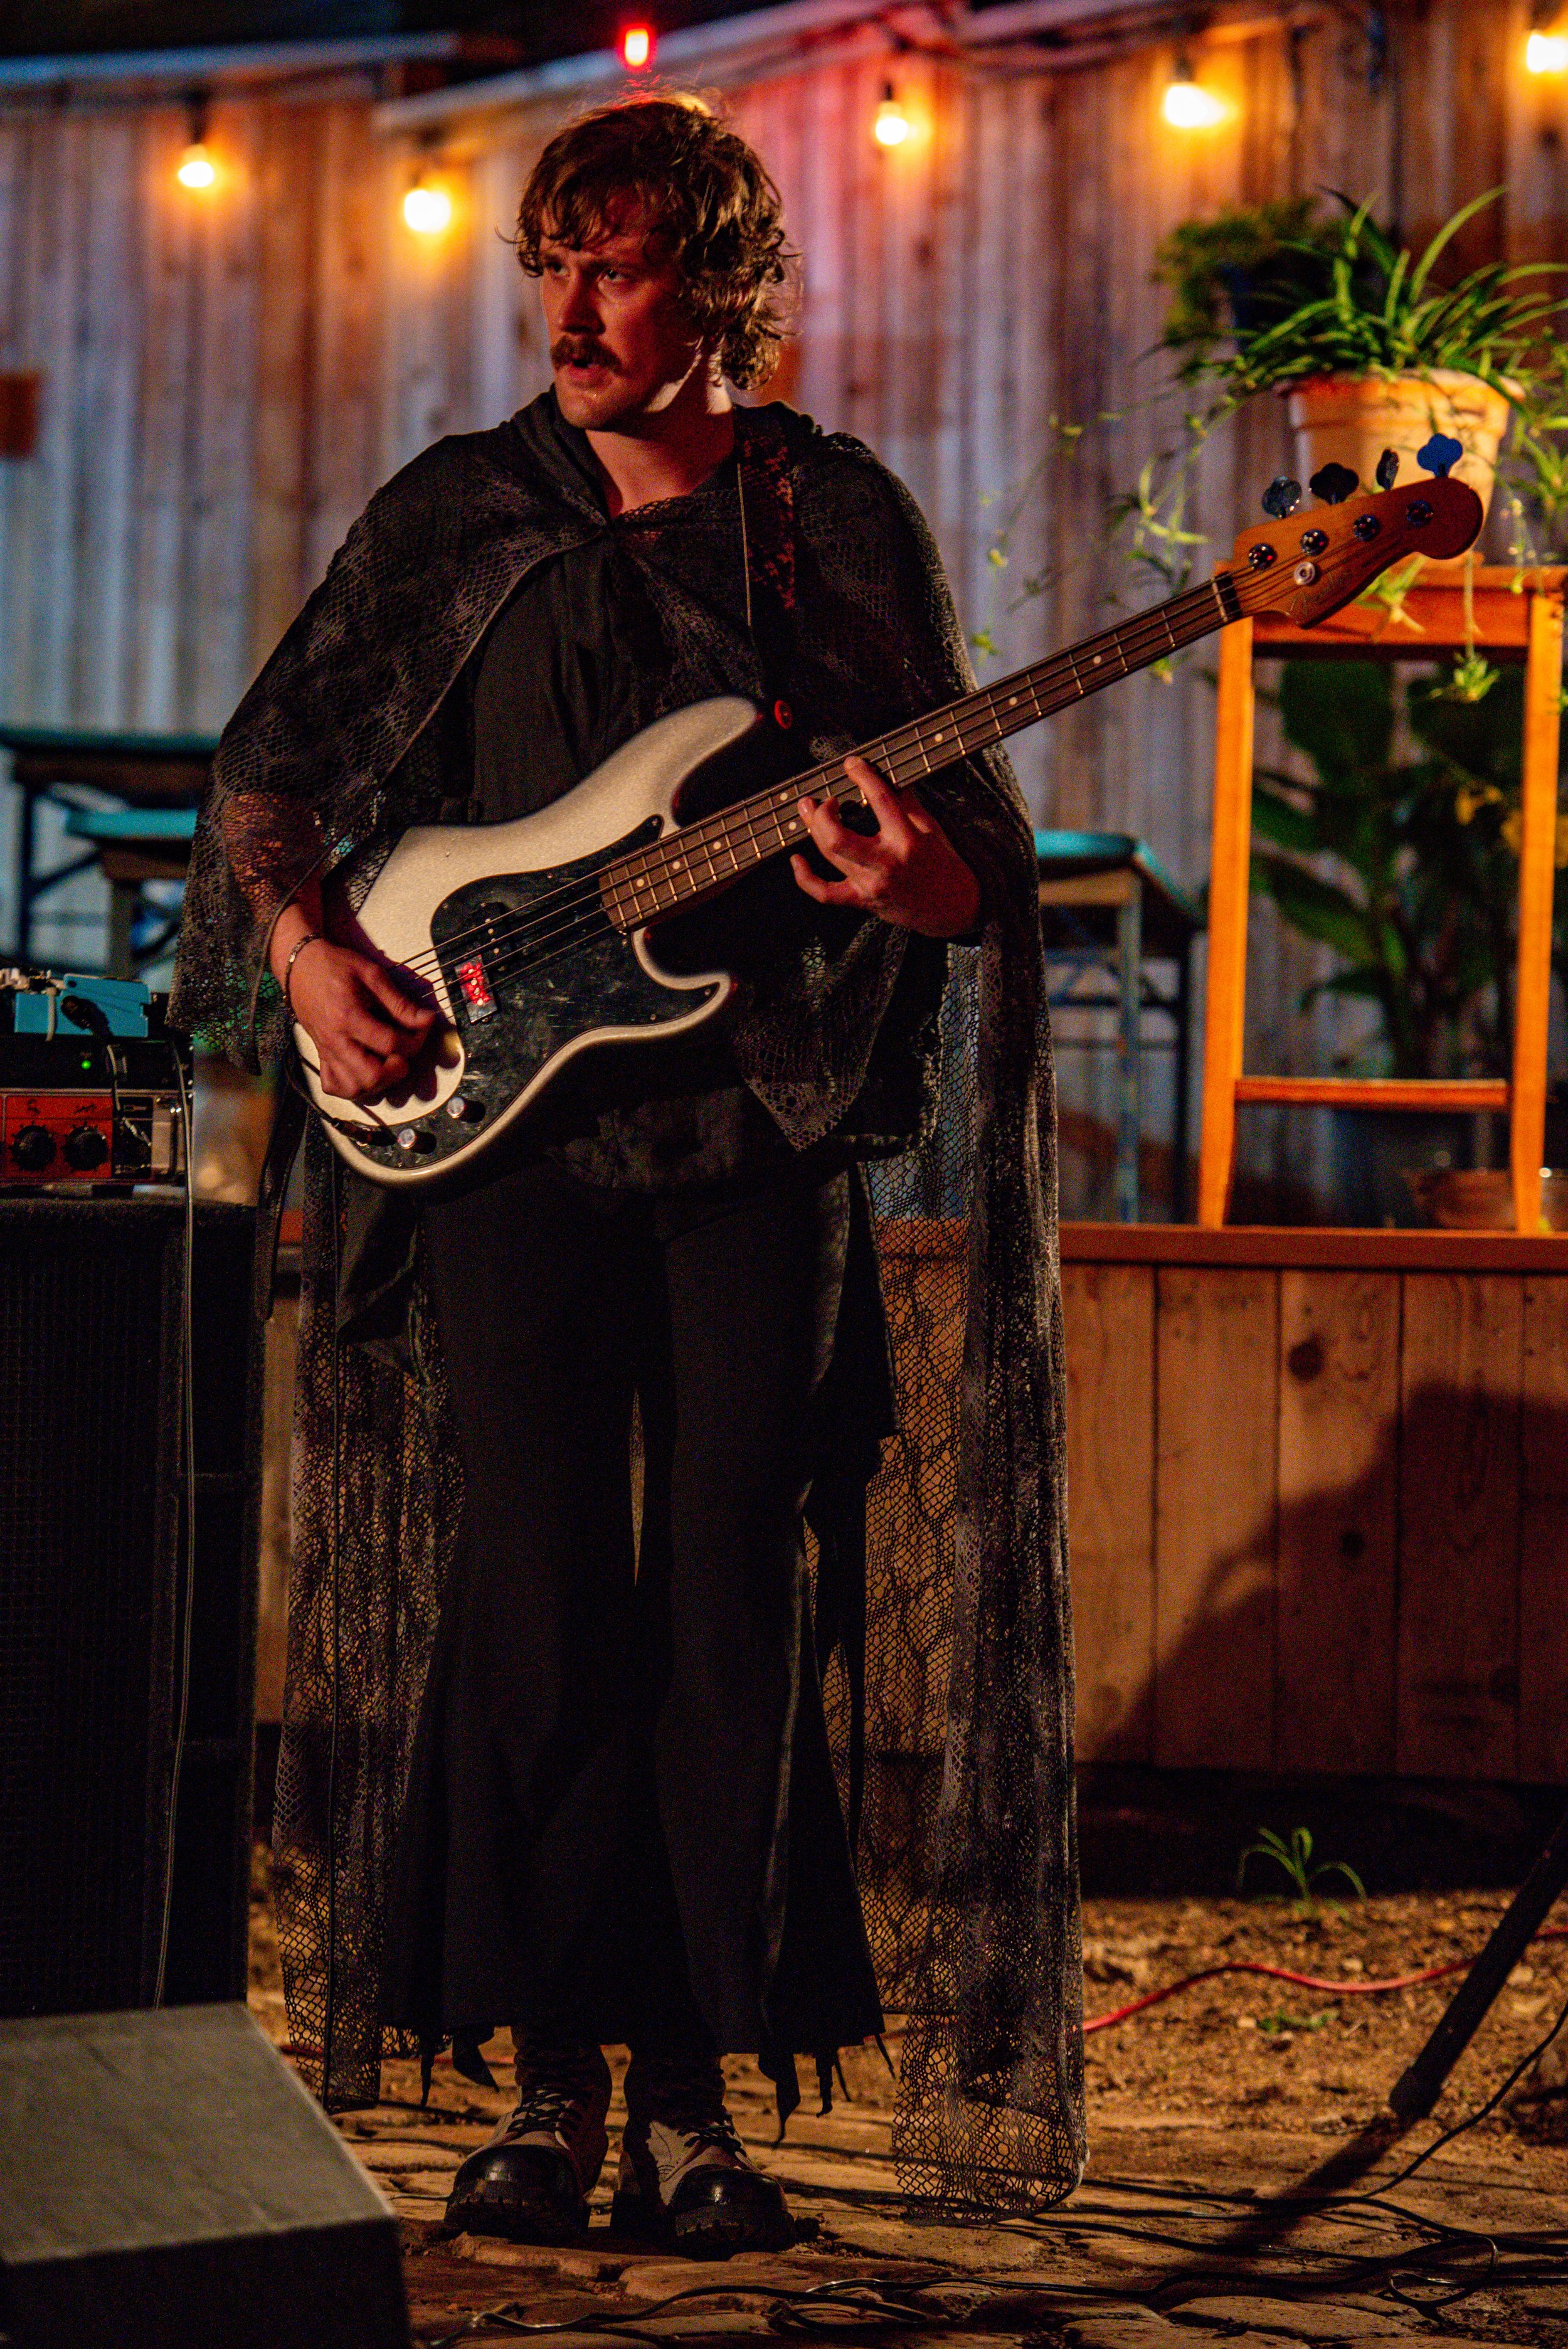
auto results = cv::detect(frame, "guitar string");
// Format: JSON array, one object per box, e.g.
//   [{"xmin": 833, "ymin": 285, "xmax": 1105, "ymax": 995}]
[
  {"xmin": 394, "ymin": 591, "xmax": 1221, "ymax": 1014},
  {"xmin": 345, "ymin": 511, "xmax": 1411, "ymax": 995},
  {"xmin": 376, "ymin": 576, "xmax": 1232, "ymax": 995},
  {"xmin": 387, "ymin": 576, "xmax": 1227, "ymax": 983},
  {"xmin": 389, "ymin": 580, "xmax": 1228, "ymax": 997}
]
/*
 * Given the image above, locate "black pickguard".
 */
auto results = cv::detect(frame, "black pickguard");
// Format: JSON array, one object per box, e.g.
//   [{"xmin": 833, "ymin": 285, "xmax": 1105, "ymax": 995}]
[{"xmin": 343, "ymin": 821, "xmax": 729, "ymax": 1177}]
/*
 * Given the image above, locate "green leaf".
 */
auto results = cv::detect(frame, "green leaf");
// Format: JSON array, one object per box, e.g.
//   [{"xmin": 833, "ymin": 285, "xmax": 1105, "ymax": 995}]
[
  {"xmin": 1252, "ymin": 854, "xmax": 1377, "ymax": 963},
  {"xmin": 1279, "ymin": 660, "xmax": 1394, "ymax": 780},
  {"xmin": 1251, "ymin": 782, "xmax": 1321, "ymax": 854},
  {"xmin": 1407, "ymin": 188, "xmax": 1505, "ymax": 302}
]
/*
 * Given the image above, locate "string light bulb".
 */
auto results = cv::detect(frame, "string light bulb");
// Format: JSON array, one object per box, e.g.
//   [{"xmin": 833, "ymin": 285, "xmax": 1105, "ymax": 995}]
[
  {"xmin": 1163, "ymin": 42, "xmax": 1226, "ymax": 127},
  {"xmin": 1527, "ymin": 28, "xmax": 1568, "ymax": 71},
  {"xmin": 176, "ymin": 92, "xmax": 215, "ymax": 189},
  {"xmin": 874, "ymin": 82, "xmax": 911, "ymax": 147},
  {"xmin": 403, "ymin": 176, "xmax": 453, "ymax": 235},
  {"xmin": 620, "ymin": 24, "xmax": 654, "ymax": 68}
]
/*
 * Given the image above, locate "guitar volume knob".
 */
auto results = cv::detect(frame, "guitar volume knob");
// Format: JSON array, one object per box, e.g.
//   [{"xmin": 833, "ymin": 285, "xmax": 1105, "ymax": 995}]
[{"xmin": 445, "ymin": 1095, "xmax": 485, "ymax": 1123}]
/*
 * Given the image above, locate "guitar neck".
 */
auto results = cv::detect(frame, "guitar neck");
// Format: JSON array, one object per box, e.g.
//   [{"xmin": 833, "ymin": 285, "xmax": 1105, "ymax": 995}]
[{"xmin": 600, "ymin": 570, "xmax": 1242, "ymax": 930}]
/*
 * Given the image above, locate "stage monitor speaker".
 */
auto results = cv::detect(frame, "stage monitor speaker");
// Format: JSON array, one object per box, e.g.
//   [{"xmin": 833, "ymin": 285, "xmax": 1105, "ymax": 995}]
[
  {"xmin": 0, "ymin": 2004, "xmax": 410, "ymax": 2348},
  {"xmin": 0, "ymin": 1197, "xmax": 260, "ymax": 2016}
]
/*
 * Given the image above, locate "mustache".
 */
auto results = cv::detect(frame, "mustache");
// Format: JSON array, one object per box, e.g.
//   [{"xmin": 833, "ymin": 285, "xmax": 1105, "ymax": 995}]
[{"xmin": 551, "ymin": 335, "xmax": 619, "ymax": 372}]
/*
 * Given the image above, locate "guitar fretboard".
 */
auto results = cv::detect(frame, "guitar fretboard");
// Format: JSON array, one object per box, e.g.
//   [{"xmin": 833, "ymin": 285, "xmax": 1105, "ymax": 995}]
[{"xmin": 598, "ymin": 570, "xmax": 1241, "ymax": 930}]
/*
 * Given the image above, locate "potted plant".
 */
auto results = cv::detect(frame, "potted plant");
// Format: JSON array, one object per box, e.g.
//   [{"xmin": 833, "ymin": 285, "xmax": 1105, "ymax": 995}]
[
  {"xmin": 1251, "ymin": 654, "xmax": 1568, "ymax": 1222},
  {"xmin": 1153, "ymin": 191, "xmax": 1567, "ymax": 529}
]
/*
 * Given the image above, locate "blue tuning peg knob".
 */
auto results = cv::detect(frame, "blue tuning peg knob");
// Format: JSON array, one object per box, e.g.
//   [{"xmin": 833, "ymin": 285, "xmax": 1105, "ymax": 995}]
[
  {"xmin": 1417, "ymin": 433, "xmax": 1463, "ymax": 479},
  {"xmin": 1309, "ymin": 462, "xmax": 1360, "ymax": 506},
  {"xmin": 1262, "ymin": 476, "xmax": 1302, "ymax": 519},
  {"xmin": 1375, "ymin": 447, "xmax": 1400, "ymax": 490}
]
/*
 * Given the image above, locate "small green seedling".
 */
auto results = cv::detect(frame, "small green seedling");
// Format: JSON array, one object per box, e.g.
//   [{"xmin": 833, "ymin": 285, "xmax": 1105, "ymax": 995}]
[
  {"xmin": 1237, "ymin": 1825, "xmax": 1366, "ymax": 1919},
  {"xmin": 1258, "ymin": 2008, "xmax": 1333, "ymax": 2036}
]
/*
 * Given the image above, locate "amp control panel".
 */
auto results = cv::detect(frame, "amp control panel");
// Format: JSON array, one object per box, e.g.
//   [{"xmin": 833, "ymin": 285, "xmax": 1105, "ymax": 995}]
[{"xmin": 0, "ymin": 1088, "xmax": 183, "ymax": 1185}]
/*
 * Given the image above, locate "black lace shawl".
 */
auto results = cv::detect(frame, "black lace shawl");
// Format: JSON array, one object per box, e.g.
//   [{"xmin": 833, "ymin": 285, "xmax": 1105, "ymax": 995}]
[{"xmin": 170, "ymin": 395, "xmax": 1085, "ymax": 2209}]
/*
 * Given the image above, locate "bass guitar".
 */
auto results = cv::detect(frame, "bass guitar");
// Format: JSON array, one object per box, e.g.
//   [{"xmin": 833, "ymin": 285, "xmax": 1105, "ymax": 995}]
[{"xmin": 295, "ymin": 462, "xmax": 1482, "ymax": 1186}]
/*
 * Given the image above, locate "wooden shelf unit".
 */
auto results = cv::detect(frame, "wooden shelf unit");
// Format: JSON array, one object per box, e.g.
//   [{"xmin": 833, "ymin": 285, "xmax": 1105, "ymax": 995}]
[{"xmin": 1197, "ymin": 563, "xmax": 1566, "ymax": 1231}]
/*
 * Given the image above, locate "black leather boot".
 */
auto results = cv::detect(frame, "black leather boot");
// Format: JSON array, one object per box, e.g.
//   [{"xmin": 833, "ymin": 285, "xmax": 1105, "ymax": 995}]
[
  {"xmin": 610, "ymin": 2053, "xmax": 793, "ymax": 2258},
  {"xmin": 445, "ymin": 2040, "xmax": 612, "ymax": 2243}
]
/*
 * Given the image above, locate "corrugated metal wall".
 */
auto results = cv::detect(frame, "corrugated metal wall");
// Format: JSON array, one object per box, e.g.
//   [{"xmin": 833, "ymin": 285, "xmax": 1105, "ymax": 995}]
[{"xmin": 0, "ymin": 1, "xmax": 1558, "ymax": 1177}]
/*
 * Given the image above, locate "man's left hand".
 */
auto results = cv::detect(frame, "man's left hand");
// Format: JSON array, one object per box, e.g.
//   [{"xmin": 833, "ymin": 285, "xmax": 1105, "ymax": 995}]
[{"xmin": 790, "ymin": 756, "xmax": 982, "ymax": 939}]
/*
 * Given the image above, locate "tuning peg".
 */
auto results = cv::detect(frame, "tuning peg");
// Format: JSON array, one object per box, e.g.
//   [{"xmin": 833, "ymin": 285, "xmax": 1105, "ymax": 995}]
[
  {"xmin": 1375, "ymin": 447, "xmax": 1400, "ymax": 490},
  {"xmin": 1308, "ymin": 462, "xmax": 1360, "ymax": 506},
  {"xmin": 1262, "ymin": 476, "xmax": 1301, "ymax": 519},
  {"xmin": 1417, "ymin": 432, "xmax": 1463, "ymax": 479}
]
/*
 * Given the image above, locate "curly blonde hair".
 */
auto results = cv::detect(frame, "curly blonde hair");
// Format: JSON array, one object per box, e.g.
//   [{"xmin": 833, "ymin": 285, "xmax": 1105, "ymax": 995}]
[{"xmin": 516, "ymin": 94, "xmax": 794, "ymax": 391}]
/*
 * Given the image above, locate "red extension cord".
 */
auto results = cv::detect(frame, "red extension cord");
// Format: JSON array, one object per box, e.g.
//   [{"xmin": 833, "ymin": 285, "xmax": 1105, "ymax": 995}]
[{"xmin": 1084, "ymin": 1923, "xmax": 1568, "ymax": 2034}]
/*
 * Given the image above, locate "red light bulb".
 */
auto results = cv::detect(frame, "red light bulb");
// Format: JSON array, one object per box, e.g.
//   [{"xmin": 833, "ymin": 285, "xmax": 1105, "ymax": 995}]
[{"xmin": 620, "ymin": 24, "xmax": 653, "ymax": 68}]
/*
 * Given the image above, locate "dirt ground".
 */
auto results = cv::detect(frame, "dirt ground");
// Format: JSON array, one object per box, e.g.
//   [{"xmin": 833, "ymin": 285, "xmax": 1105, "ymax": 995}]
[{"xmin": 249, "ymin": 1858, "xmax": 1568, "ymax": 2346}]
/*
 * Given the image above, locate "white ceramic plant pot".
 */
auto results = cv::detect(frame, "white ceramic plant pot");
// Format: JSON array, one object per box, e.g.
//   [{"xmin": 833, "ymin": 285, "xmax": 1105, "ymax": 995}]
[{"xmin": 1286, "ymin": 369, "xmax": 1513, "ymax": 522}]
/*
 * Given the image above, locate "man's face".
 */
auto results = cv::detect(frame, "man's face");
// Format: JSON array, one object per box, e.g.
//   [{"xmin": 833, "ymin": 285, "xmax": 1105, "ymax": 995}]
[{"xmin": 539, "ymin": 202, "xmax": 707, "ymax": 432}]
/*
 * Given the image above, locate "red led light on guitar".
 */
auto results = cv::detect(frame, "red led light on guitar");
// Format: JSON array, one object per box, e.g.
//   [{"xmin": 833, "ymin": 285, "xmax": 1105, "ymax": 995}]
[{"xmin": 456, "ymin": 958, "xmax": 495, "ymax": 1019}]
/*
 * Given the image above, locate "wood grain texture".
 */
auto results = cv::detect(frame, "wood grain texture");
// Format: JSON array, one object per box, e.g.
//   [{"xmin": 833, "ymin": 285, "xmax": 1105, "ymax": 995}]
[
  {"xmin": 1061, "ymin": 1223, "xmax": 1568, "ymax": 1271},
  {"xmin": 1197, "ymin": 619, "xmax": 1255, "ymax": 1228},
  {"xmin": 1153, "ymin": 1265, "xmax": 1278, "ymax": 1769},
  {"xmin": 0, "ymin": 0, "xmax": 1555, "ymax": 1111},
  {"xmin": 1512, "ymin": 587, "xmax": 1564, "ymax": 1233},
  {"xmin": 1519, "ymin": 1277, "xmax": 1568, "ymax": 1783},
  {"xmin": 1275, "ymin": 1271, "xmax": 1400, "ymax": 1774},
  {"xmin": 1061, "ymin": 1261, "xmax": 1155, "ymax": 1764},
  {"xmin": 1397, "ymin": 1274, "xmax": 1523, "ymax": 1779}
]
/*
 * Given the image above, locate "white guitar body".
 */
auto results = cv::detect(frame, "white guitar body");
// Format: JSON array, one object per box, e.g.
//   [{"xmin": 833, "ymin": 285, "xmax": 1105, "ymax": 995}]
[{"xmin": 297, "ymin": 696, "xmax": 761, "ymax": 1187}]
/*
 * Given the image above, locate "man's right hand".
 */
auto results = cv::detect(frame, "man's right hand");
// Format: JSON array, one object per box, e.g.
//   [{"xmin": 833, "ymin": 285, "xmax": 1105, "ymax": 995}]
[{"xmin": 270, "ymin": 896, "xmax": 436, "ymax": 1101}]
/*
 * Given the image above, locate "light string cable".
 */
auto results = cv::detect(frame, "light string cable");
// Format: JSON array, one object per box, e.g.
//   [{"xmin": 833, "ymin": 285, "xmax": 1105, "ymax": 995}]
[
  {"xmin": 379, "ymin": 578, "xmax": 1230, "ymax": 997},
  {"xmin": 152, "ymin": 1041, "xmax": 198, "ymax": 2007}
]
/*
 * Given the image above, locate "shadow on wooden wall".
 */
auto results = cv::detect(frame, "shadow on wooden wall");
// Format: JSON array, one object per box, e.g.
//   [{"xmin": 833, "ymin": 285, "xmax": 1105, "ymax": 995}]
[{"xmin": 1064, "ymin": 1261, "xmax": 1568, "ymax": 1791}]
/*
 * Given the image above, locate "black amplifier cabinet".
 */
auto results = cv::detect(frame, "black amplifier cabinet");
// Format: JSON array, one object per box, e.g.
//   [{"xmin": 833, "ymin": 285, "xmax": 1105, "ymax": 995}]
[{"xmin": 0, "ymin": 1199, "xmax": 260, "ymax": 2015}]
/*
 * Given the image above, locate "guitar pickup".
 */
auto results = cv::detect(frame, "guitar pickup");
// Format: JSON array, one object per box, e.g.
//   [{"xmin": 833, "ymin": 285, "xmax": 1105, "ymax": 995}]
[{"xmin": 455, "ymin": 957, "xmax": 495, "ymax": 1022}]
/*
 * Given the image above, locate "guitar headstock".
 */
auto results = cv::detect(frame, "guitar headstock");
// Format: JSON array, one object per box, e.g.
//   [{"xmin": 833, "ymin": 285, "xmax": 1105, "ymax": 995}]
[{"xmin": 1226, "ymin": 473, "xmax": 1484, "ymax": 627}]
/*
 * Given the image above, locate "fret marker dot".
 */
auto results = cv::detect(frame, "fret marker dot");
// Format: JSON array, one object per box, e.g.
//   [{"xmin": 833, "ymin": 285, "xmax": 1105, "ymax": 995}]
[{"xmin": 1093, "ymin": 655, "xmax": 1101, "ymax": 667}]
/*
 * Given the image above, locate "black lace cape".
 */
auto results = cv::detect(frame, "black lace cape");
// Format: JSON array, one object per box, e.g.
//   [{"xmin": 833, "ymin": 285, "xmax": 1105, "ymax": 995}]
[{"xmin": 170, "ymin": 397, "xmax": 1086, "ymax": 2210}]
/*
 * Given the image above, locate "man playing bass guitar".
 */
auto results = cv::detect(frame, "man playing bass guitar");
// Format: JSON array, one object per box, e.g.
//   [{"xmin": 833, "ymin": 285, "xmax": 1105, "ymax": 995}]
[{"xmin": 172, "ymin": 92, "xmax": 1081, "ymax": 2250}]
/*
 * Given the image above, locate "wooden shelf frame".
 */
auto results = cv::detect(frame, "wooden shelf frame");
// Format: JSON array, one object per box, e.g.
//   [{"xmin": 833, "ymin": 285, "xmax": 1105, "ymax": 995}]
[{"xmin": 1197, "ymin": 564, "xmax": 1567, "ymax": 1231}]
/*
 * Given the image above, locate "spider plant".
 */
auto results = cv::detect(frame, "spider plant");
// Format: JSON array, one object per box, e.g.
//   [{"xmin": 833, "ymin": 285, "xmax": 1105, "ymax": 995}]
[{"xmin": 1157, "ymin": 188, "xmax": 1567, "ymax": 402}]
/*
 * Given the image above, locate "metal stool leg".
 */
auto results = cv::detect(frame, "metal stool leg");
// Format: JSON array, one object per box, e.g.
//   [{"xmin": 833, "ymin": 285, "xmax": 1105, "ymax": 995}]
[
  {"xmin": 107, "ymin": 881, "xmax": 135, "ymax": 979},
  {"xmin": 1115, "ymin": 888, "xmax": 1142, "ymax": 1223}
]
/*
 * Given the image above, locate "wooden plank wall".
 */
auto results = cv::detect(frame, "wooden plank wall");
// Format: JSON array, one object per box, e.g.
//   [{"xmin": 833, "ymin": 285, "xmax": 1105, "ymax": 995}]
[
  {"xmin": 1062, "ymin": 1258, "xmax": 1568, "ymax": 1784},
  {"xmin": 0, "ymin": 4, "xmax": 1560, "ymax": 1070}
]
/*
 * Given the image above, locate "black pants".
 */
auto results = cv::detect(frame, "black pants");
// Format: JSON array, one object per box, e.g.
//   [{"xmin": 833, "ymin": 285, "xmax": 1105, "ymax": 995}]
[{"xmin": 385, "ymin": 1156, "xmax": 882, "ymax": 2066}]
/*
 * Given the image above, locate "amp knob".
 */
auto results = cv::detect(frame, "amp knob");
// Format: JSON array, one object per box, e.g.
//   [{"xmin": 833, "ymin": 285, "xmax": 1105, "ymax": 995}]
[
  {"xmin": 63, "ymin": 1124, "xmax": 109, "ymax": 1171},
  {"xmin": 10, "ymin": 1123, "xmax": 56, "ymax": 1171}
]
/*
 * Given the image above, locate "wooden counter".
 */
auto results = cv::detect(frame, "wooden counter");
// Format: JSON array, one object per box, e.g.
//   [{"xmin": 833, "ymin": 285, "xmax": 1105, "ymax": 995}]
[{"xmin": 1057, "ymin": 1222, "xmax": 1568, "ymax": 1789}]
